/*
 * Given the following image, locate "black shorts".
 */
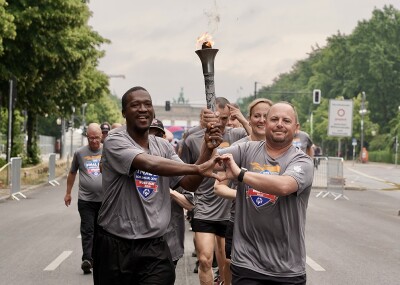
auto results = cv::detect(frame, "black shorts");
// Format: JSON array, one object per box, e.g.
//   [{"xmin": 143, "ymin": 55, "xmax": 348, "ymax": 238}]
[
  {"xmin": 231, "ymin": 264, "xmax": 306, "ymax": 285},
  {"xmin": 225, "ymin": 220, "xmax": 234, "ymax": 259},
  {"xmin": 191, "ymin": 218, "xmax": 228, "ymax": 237},
  {"xmin": 93, "ymin": 227, "xmax": 175, "ymax": 285}
]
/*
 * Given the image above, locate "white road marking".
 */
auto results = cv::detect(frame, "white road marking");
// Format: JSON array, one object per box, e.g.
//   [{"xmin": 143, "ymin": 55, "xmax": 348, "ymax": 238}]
[
  {"xmin": 44, "ymin": 251, "xmax": 73, "ymax": 271},
  {"xmin": 347, "ymin": 168, "xmax": 390, "ymax": 183},
  {"xmin": 306, "ymin": 255, "xmax": 326, "ymax": 271}
]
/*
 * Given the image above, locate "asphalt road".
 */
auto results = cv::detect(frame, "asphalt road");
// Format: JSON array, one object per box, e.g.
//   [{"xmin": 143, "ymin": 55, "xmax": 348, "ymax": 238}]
[{"xmin": 0, "ymin": 160, "xmax": 399, "ymax": 285}]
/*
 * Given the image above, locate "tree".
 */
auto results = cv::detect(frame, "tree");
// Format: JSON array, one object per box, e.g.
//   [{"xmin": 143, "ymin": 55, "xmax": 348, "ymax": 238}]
[
  {"xmin": 0, "ymin": 0, "xmax": 109, "ymax": 163},
  {"xmin": 348, "ymin": 5, "xmax": 400, "ymax": 132},
  {"xmin": 238, "ymin": 5, "xmax": 400, "ymax": 157},
  {"xmin": 0, "ymin": 0, "xmax": 15, "ymax": 56}
]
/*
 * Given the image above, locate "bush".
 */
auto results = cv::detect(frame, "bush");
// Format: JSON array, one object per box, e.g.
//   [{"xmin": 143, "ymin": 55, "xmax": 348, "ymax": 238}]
[
  {"xmin": 368, "ymin": 150, "xmax": 393, "ymax": 163},
  {"xmin": 0, "ymin": 157, "xmax": 7, "ymax": 168}
]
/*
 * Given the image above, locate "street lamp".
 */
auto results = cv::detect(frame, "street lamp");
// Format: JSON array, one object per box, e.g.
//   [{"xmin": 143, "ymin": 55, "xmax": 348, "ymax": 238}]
[{"xmin": 359, "ymin": 92, "xmax": 367, "ymax": 163}]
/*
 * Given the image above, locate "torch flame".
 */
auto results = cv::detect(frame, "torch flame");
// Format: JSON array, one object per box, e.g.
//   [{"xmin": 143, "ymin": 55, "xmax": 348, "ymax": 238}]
[{"xmin": 196, "ymin": 32, "xmax": 214, "ymax": 49}]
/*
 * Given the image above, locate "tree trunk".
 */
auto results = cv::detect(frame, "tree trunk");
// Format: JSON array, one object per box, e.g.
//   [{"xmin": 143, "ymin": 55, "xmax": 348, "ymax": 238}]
[{"xmin": 26, "ymin": 109, "xmax": 40, "ymax": 164}]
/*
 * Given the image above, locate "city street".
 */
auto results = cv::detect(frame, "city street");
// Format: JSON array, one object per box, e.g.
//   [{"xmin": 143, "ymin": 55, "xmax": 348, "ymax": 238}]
[{"xmin": 0, "ymin": 161, "xmax": 399, "ymax": 284}]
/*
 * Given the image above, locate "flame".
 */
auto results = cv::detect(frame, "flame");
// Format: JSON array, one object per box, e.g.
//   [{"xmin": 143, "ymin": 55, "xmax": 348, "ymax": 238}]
[{"xmin": 196, "ymin": 32, "xmax": 214, "ymax": 49}]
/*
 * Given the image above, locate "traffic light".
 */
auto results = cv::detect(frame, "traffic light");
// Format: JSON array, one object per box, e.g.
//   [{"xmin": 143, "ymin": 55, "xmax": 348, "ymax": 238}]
[
  {"xmin": 313, "ymin": 89, "xmax": 321, "ymax": 104},
  {"xmin": 68, "ymin": 120, "xmax": 73, "ymax": 129},
  {"xmin": 165, "ymin": 100, "xmax": 171, "ymax": 111}
]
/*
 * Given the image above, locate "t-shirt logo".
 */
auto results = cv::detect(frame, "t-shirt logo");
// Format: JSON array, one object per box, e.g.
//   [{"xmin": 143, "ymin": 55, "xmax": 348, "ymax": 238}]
[
  {"xmin": 84, "ymin": 156, "xmax": 101, "ymax": 176},
  {"xmin": 246, "ymin": 164, "xmax": 280, "ymax": 208},
  {"xmin": 247, "ymin": 189, "xmax": 277, "ymax": 207},
  {"xmin": 135, "ymin": 170, "xmax": 158, "ymax": 200}
]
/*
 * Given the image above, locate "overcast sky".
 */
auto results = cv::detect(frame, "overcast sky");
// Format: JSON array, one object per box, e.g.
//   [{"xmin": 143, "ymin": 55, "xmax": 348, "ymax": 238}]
[{"xmin": 88, "ymin": 0, "xmax": 398, "ymax": 106}]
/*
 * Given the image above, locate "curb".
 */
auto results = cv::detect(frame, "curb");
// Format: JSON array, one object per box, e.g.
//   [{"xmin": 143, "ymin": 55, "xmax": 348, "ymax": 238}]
[
  {"xmin": 312, "ymin": 185, "xmax": 366, "ymax": 191},
  {"xmin": 0, "ymin": 174, "xmax": 67, "ymax": 202}
]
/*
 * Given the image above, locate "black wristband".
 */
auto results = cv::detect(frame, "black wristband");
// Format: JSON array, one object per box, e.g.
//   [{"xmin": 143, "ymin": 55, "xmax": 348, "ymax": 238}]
[{"xmin": 238, "ymin": 167, "xmax": 248, "ymax": 182}]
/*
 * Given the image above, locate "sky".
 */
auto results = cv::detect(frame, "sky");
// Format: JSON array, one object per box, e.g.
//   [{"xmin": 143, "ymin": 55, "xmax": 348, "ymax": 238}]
[{"xmin": 87, "ymin": 0, "xmax": 398, "ymax": 106}]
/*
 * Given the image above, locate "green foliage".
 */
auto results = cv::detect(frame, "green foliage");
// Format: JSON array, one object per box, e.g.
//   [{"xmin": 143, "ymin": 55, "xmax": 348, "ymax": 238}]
[
  {"xmin": 85, "ymin": 93, "xmax": 123, "ymax": 125},
  {"xmin": 0, "ymin": 157, "xmax": 6, "ymax": 168},
  {"xmin": 368, "ymin": 134, "xmax": 391, "ymax": 152},
  {"xmin": 0, "ymin": 0, "xmax": 110, "ymax": 164},
  {"xmin": 22, "ymin": 140, "xmax": 41, "ymax": 166},
  {"xmin": 368, "ymin": 150, "xmax": 394, "ymax": 164},
  {"xmin": 0, "ymin": 0, "xmax": 16, "ymax": 55},
  {"xmin": 36, "ymin": 114, "xmax": 62, "ymax": 138},
  {"xmin": 238, "ymin": 5, "xmax": 400, "ymax": 163},
  {"xmin": 0, "ymin": 108, "xmax": 26, "ymax": 158}
]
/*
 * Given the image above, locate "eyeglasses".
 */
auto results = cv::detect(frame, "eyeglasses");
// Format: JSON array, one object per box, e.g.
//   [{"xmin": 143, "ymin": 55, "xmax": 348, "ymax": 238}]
[
  {"xmin": 88, "ymin": 136, "xmax": 101, "ymax": 142},
  {"xmin": 102, "ymin": 131, "xmax": 109, "ymax": 135}
]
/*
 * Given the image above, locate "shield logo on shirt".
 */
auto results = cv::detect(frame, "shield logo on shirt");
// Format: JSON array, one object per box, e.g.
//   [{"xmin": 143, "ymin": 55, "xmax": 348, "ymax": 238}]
[
  {"xmin": 247, "ymin": 189, "xmax": 277, "ymax": 207},
  {"xmin": 85, "ymin": 159, "xmax": 101, "ymax": 176},
  {"xmin": 135, "ymin": 170, "xmax": 158, "ymax": 200},
  {"xmin": 245, "ymin": 167, "xmax": 279, "ymax": 207}
]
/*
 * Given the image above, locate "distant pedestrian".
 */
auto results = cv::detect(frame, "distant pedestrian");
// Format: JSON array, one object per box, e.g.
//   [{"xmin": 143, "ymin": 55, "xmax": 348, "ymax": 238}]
[
  {"xmin": 64, "ymin": 123, "xmax": 103, "ymax": 274},
  {"xmin": 100, "ymin": 122, "xmax": 111, "ymax": 143},
  {"xmin": 111, "ymin": 122, "xmax": 122, "ymax": 129}
]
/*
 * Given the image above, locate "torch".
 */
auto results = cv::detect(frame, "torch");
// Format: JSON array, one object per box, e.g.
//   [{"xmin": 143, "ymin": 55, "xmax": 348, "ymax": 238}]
[{"xmin": 195, "ymin": 33, "xmax": 218, "ymax": 112}]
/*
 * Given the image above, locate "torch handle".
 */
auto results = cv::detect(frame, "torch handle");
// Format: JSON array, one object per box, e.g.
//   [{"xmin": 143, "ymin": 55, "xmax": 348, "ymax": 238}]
[
  {"xmin": 203, "ymin": 72, "xmax": 216, "ymax": 112},
  {"xmin": 202, "ymin": 72, "xmax": 217, "ymax": 145}
]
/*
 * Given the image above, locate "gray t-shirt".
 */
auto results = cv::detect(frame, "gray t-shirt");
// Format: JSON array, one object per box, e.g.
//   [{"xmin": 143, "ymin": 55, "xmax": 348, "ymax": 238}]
[
  {"xmin": 181, "ymin": 127, "xmax": 247, "ymax": 221},
  {"xmin": 70, "ymin": 145, "xmax": 103, "ymax": 202},
  {"xmin": 227, "ymin": 135, "xmax": 250, "ymax": 223},
  {"xmin": 97, "ymin": 128, "xmax": 183, "ymax": 239},
  {"xmin": 219, "ymin": 141, "xmax": 314, "ymax": 277}
]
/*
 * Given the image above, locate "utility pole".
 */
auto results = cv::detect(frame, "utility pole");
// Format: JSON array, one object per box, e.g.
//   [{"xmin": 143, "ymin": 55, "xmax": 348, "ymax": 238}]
[
  {"xmin": 61, "ymin": 118, "xmax": 65, "ymax": 159},
  {"xmin": 7, "ymin": 79, "xmax": 14, "ymax": 163},
  {"xmin": 360, "ymin": 92, "xmax": 366, "ymax": 162},
  {"xmin": 81, "ymin": 103, "xmax": 87, "ymax": 146},
  {"xmin": 70, "ymin": 106, "xmax": 75, "ymax": 156},
  {"xmin": 395, "ymin": 135, "xmax": 398, "ymax": 168},
  {"xmin": 254, "ymin": 81, "xmax": 258, "ymax": 99}
]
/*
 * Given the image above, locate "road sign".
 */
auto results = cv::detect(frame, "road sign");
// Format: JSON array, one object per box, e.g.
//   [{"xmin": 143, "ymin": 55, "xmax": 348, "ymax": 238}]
[
  {"xmin": 352, "ymin": 138, "xmax": 357, "ymax": 146},
  {"xmin": 328, "ymin": 99, "xmax": 353, "ymax": 137}
]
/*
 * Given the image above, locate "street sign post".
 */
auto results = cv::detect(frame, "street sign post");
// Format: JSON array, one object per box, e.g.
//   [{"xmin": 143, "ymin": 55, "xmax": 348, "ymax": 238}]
[{"xmin": 352, "ymin": 138, "xmax": 357, "ymax": 165}]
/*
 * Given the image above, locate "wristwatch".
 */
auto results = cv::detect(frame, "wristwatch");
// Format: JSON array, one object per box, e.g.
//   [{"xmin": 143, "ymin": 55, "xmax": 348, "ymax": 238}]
[{"xmin": 238, "ymin": 167, "xmax": 248, "ymax": 182}]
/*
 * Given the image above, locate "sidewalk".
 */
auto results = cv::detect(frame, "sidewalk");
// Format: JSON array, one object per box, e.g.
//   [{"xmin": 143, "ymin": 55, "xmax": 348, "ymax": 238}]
[
  {"xmin": 342, "ymin": 160, "xmax": 400, "ymax": 190},
  {"xmin": 311, "ymin": 158, "xmax": 400, "ymax": 192}
]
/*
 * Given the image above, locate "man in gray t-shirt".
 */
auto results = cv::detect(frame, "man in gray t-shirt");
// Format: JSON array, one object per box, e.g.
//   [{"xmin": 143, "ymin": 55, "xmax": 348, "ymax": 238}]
[
  {"xmin": 93, "ymin": 86, "xmax": 224, "ymax": 285},
  {"xmin": 64, "ymin": 123, "xmax": 103, "ymax": 274},
  {"xmin": 218, "ymin": 102, "xmax": 314, "ymax": 285}
]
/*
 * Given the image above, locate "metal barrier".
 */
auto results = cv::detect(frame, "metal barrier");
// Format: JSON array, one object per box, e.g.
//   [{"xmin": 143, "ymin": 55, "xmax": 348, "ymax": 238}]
[
  {"xmin": 316, "ymin": 157, "xmax": 348, "ymax": 200},
  {"xmin": 48, "ymin": 153, "xmax": 60, "ymax": 186},
  {"xmin": 10, "ymin": 157, "xmax": 26, "ymax": 201},
  {"xmin": 312, "ymin": 157, "xmax": 328, "ymax": 188}
]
